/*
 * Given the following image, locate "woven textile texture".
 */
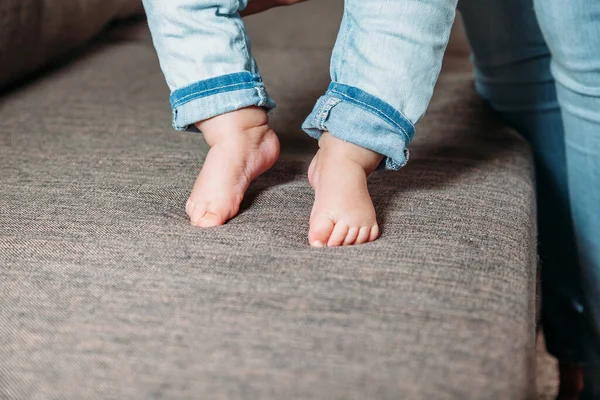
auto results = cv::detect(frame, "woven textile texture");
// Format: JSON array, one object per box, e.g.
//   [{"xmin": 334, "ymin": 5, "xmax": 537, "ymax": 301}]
[
  {"xmin": 0, "ymin": 2, "xmax": 537, "ymax": 399},
  {"xmin": 0, "ymin": 0, "xmax": 143, "ymax": 87}
]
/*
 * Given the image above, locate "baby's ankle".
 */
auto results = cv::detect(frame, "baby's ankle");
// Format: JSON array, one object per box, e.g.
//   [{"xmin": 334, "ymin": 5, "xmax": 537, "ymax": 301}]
[
  {"xmin": 318, "ymin": 131, "xmax": 383, "ymax": 174},
  {"xmin": 195, "ymin": 106, "xmax": 271, "ymax": 147}
]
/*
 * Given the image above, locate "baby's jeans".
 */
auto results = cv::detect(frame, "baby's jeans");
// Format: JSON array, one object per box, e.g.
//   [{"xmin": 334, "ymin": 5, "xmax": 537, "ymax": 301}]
[{"xmin": 142, "ymin": 0, "xmax": 458, "ymax": 170}]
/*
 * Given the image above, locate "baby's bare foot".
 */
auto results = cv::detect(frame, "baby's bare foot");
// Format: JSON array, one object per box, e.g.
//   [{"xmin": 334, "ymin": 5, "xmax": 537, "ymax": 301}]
[
  {"xmin": 186, "ymin": 106, "xmax": 280, "ymax": 227},
  {"xmin": 308, "ymin": 132, "xmax": 383, "ymax": 247}
]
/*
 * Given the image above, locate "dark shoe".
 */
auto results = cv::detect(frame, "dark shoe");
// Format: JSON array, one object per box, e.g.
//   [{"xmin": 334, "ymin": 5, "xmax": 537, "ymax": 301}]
[
  {"xmin": 581, "ymin": 366, "xmax": 600, "ymax": 400},
  {"xmin": 557, "ymin": 363, "xmax": 584, "ymax": 400}
]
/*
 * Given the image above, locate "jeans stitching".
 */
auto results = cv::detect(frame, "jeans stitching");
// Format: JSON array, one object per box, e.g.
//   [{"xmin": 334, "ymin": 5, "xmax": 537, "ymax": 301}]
[
  {"xmin": 172, "ymin": 108, "xmax": 180, "ymax": 130},
  {"xmin": 317, "ymin": 97, "xmax": 343, "ymax": 129},
  {"xmin": 172, "ymin": 81, "xmax": 257, "ymax": 107},
  {"xmin": 255, "ymin": 86, "xmax": 267, "ymax": 107},
  {"xmin": 329, "ymin": 89, "xmax": 411, "ymax": 142},
  {"xmin": 310, "ymin": 92, "xmax": 410, "ymax": 171},
  {"xmin": 401, "ymin": 148, "xmax": 410, "ymax": 167}
]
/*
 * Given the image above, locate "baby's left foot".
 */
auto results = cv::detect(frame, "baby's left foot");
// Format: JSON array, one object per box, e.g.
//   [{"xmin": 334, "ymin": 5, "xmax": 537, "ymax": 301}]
[
  {"xmin": 186, "ymin": 106, "xmax": 279, "ymax": 227},
  {"xmin": 308, "ymin": 132, "xmax": 383, "ymax": 247}
]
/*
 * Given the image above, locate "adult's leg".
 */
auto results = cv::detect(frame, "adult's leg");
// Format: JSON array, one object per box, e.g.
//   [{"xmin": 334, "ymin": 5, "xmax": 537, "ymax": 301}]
[
  {"xmin": 534, "ymin": 1, "xmax": 600, "ymax": 397},
  {"xmin": 460, "ymin": 0, "xmax": 600, "ymax": 395}
]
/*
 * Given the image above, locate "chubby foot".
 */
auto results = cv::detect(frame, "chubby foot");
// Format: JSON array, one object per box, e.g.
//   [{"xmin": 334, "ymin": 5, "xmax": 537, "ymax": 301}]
[
  {"xmin": 308, "ymin": 132, "xmax": 383, "ymax": 247},
  {"xmin": 186, "ymin": 106, "xmax": 280, "ymax": 227}
]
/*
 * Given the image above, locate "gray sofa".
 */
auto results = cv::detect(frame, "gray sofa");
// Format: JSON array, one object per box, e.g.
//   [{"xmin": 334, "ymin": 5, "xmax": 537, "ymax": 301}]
[{"xmin": 0, "ymin": 1, "xmax": 538, "ymax": 399}]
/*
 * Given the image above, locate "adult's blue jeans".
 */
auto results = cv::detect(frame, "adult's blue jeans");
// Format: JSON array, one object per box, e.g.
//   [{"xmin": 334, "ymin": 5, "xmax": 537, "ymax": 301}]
[
  {"xmin": 142, "ymin": 0, "xmax": 600, "ymax": 391},
  {"xmin": 458, "ymin": 0, "xmax": 600, "ymax": 394}
]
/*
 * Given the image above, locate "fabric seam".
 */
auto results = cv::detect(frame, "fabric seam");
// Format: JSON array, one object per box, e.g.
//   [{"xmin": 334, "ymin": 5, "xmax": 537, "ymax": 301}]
[
  {"xmin": 316, "ymin": 97, "xmax": 343, "ymax": 129},
  {"xmin": 172, "ymin": 81, "xmax": 259, "ymax": 108},
  {"xmin": 329, "ymin": 89, "xmax": 412, "ymax": 142}
]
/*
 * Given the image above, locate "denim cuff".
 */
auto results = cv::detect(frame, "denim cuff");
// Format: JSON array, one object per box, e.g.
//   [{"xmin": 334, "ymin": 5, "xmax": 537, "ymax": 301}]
[
  {"xmin": 169, "ymin": 72, "xmax": 276, "ymax": 131},
  {"xmin": 302, "ymin": 83, "xmax": 415, "ymax": 170}
]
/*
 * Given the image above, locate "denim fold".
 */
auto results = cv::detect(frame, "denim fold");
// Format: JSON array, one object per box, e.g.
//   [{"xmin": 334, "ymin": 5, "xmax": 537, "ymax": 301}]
[
  {"xmin": 303, "ymin": 83, "xmax": 413, "ymax": 170},
  {"xmin": 170, "ymin": 72, "xmax": 275, "ymax": 130}
]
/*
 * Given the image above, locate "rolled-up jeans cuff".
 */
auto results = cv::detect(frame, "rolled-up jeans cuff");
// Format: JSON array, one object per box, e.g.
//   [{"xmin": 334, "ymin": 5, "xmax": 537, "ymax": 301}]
[
  {"xmin": 301, "ymin": 83, "xmax": 414, "ymax": 171},
  {"xmin": 169, "ymin": 72, "xmax": 276, "ymax": 131}
]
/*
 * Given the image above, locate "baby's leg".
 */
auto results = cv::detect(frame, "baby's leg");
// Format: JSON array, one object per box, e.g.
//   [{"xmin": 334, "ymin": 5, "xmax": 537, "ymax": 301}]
[
  {"xmin": 143, "ymin": 0, "xmax": 278, "ymax": 227},
  {"xmin": 303, "ymin": 0, "xmax": 458, "ymax": 246},
  {"xmin": 188, "ymin": 106, "xmax": 279, "ymax": 227}
]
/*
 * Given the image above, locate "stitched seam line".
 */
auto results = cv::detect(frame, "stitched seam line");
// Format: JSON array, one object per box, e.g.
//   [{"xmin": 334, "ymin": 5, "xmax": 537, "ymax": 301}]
[
  {"xmin": 316, "ymin": 97, "xmax": 342, "ymax": 129},
  {"xmin": 172, "ymin": 108, "xmax": 181, "ymax": 130},
  {"xmin": 172, "ymin": 81, "xmax": 259, "ymax": 108},
  {"xmin": 329, "ymin": 89, "xmax": 413, "ymax": 142},
  {"xmin": 255, "ymin": 86, "xmax": 267, "ymax": 107}
]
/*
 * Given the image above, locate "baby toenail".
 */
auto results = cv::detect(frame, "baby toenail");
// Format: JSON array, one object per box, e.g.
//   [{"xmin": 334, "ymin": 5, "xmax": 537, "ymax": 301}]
[
  {"xmin": 200, "ymin": 211, "xmax": 215, "ymax": 220},
  {"xmin": 312, "ymin": 241, "xmax": 325, "ymax": 248}
]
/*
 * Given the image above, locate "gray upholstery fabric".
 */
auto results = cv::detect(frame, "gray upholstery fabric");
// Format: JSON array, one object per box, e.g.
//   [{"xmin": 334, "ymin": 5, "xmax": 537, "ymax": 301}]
[
  {"xmin": 0, "ymin": 2, "xmax": 537, "ymax": 399},
  {"xmin": 0, "ymin": 0, "xmax": 143, "ymax": 88}
]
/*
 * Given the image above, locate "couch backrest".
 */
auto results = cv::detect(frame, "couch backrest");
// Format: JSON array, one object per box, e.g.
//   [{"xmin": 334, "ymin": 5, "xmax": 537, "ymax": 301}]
[{"xmin": 0, "ymin": 0, "xmax": 142, "ymax": 88}]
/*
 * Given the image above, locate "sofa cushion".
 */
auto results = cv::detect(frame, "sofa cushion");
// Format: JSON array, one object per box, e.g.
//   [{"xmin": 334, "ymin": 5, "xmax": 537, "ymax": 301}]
[
  {"xmin": 0, "ymin": 1, "xmax": 537, "ymax": 399},
  {"xmin": 0, "ymin": 0, "xmax": 142, "ymax": 88}
]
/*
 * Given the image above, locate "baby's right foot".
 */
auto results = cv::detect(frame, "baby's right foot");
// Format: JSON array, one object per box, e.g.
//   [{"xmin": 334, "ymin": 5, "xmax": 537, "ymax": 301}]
[
  {"xmin": 186, "ymin": 106, "xmax": 280, "ymax": 227},
  {"xmin": 308, "ymin": 132, "xmax": 383, "ymax": 247}
]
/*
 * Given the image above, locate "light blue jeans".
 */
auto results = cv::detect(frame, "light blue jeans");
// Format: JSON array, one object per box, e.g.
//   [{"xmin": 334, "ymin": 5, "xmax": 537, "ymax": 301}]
[
  {"xmin": 458, "ymin": 0, "xmax": 600, "ymax": 393},
  {"xmin": 142, "ymin": 0, "xmax": 457, "ymax": 170},
  {"xmin": 142, "ymin": 0, "xmax": 600, "ymax": 389}
]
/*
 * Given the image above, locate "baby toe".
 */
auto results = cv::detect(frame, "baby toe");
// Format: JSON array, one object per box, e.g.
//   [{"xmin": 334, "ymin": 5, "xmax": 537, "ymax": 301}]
[
  {"xmin": 309, "ymin": 214, "xmax": 335, "ymax": 248},
  {"xmin": 355, "ymin": 226, "xmax": 372, "ymax": 245},
  {"xmin": 343, "ymin": 226, "xmax": 360, "ymax": 246},
  {"xmin": 326, "ymin": 222, "xmax": 350, "ymax": 247},
  {"xmin": 188, "ymin": 201, "xmax": 228, "ymax": 228},
  {"xmin": 369, "ymin": 225, "xmax": 380, "ymax": 242},
  {"xmin": 195, "ymin": 211, "xmax": 227, "ymax": 228}
]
